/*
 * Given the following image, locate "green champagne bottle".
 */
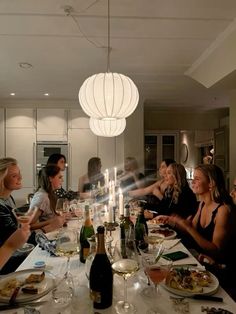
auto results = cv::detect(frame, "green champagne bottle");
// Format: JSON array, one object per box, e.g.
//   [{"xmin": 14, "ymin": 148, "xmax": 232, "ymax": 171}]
[{"xmin": 79, "ymin": 204, "xmax": 95, "ymax": 263}]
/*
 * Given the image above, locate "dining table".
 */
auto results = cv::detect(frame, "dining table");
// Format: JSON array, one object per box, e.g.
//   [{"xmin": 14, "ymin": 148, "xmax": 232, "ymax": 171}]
[{"xmin": 1, "ymin": 218, "xmax": 236, "ymax": 314}]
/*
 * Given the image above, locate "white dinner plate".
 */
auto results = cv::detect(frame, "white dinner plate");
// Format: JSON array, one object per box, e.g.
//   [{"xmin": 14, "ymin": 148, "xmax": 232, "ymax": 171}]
[
  {"xmin": 162, "ymin": 268, "xmax": 219, "ymax": 297},
  {"xmin": 148, "ymin": 228, "xmax": 177, "ymax": 240},
  {"xmin": 0, "ymin": 269, "xmax": 56, "ymax": 304}
]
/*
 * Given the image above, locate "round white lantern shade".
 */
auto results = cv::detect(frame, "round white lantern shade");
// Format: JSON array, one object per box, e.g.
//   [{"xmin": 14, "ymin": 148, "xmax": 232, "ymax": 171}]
[
  {"xmin": 89, "ymin": 117, "xmax": 126, "ymax": 137},
  {"xmin": 79, "ymin": 72, "xmax": 139, "ymax": 119}
]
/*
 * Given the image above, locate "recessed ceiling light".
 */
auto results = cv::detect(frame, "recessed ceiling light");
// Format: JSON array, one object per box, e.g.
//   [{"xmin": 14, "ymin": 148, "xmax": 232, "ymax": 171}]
[
  {"xmin": 19, "ymin": 62, "xmax": 33, "ymax": 69},
  {"xmin": 10, "ymin": 93, "xmax": 15, "ymax": 96},
  {"xmin": 44, "ymin": 93, "xmax": 49, "ymax": 96}
]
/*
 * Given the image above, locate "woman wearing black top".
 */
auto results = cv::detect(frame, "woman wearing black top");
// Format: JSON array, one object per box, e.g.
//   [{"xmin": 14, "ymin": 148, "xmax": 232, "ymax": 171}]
[{"xmin": 157, "ymin": 164, "xmax": 235, "ymax": 263}]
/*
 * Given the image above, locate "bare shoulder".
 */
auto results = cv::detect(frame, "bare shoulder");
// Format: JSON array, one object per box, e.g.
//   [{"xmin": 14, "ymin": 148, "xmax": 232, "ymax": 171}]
[{"xmin": 216, "ymin": 204, "xmax": 231, "ymax": 220}]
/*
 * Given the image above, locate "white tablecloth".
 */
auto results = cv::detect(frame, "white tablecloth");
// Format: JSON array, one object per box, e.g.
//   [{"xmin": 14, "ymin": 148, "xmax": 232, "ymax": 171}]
[{"xmin": 6, "ymin": 226, "xmax": 236, "ymax": 314}]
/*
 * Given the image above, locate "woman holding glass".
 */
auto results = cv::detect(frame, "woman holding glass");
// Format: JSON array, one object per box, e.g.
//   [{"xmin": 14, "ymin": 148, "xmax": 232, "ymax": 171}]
[
  {"xmin": 30, "ymin": 165, "xmax": 66, "ymax": 233},
  {"xmin": 0, "ymin": 157, "xmax": 33, "ymax": 273}
]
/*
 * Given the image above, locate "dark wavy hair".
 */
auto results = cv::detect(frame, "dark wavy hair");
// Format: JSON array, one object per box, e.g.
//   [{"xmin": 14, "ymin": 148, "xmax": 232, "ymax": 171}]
[
  {"xmin": 195, "ymin": 164, "xmax": 232, "ymax": 205},
  {"xmin": 87, "ymin": 157, "xmax": 104, "ymax": 186},
  {"xmin": 37, "ymin": 165, "xmax": 61, "ymax": 212},
  {"xmin": 47, "ymin": 154, "xmax": 66, "ymax": 165},
  {"xmin": 162, "ymin": 158, "xmax": 176, "ymax": 167}
]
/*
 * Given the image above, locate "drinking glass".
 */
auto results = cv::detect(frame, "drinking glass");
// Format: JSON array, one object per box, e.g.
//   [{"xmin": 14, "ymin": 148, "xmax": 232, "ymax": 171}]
[
  {"xmin": 112, "ymin": 232, "xmax": 140, "ymax": 314},
  {"xmin": 55, "ymin": 228, "xmax": 79, "ymax": 291},
  {"xmin": 73, "ymin": 200, "xmax": 85, "ymax": 228},
  {"xmin": 141, "ymin": 249, "xmax": 172, "ymax": 314},
  {"xmin": 12, "ymin": 205, "xmax": 38, "ymax": 225},
  {"xmin": 55, "ymin": 198, "xmax": 69, "ymax": 216}
]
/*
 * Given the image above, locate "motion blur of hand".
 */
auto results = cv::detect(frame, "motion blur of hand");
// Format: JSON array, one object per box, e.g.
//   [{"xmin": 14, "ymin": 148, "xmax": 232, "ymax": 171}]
[{"xmin": 6, "ymin": 225, "xmax": 30, "ymax": 251}]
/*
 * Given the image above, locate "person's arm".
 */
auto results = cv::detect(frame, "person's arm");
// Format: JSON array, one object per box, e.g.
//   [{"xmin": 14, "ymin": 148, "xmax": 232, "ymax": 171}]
[
  {"xmin": 172, "ymin": 205, "xmax": 231, "ymax": 259},
  {"xmin": 0, "ymin": 225, "xmax": 30, "ymax": 269},
  {"xmin": 128, "ymin": 181, "xmax": 157, "ymax": 198},
  {"xmin": 78, "ymin": 174, "xmax": 86, "ymax": 192}
]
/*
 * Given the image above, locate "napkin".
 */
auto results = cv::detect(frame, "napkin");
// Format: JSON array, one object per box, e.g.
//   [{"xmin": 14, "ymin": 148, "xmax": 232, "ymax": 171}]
[
  {"xmin": 162, "ymin": 239, "xmax": 181, "ymax": 250},
  {"xmin": 35, "ymin": 232, "xmax": 57, "ymax": 256}
]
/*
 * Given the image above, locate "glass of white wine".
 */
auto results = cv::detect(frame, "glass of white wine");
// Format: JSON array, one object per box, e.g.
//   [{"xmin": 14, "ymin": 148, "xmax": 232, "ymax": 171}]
[
  {"xmin": 112, "ymin": 232, "xmax": 140, "ymax": 314},
  {"xmin": 53, "ymin": 228, "xmax": 79, "ymax": 307}
]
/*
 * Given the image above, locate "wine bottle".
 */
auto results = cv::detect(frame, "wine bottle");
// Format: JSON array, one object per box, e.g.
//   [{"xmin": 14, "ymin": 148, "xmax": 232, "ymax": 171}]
[
  {"xmin": 135, "ymin": 207, "xmax": 148, "ymax": 250},
  {"xmin": 89, "ymin": 226, "xmax": 113, "ymax": 309},
  {"xmin": 79, "ymin": 204, "xmax": 95, "ymax": 263},
  {"xmin": 120, "ymin": 204, "xmax": 134, "ymax": 240}
]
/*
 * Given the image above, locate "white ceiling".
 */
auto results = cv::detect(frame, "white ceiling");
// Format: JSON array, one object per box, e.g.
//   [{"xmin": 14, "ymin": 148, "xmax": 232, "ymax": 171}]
[{"xmin": 1, "ymin": 0, "xmax": 236, "ymax": 111}]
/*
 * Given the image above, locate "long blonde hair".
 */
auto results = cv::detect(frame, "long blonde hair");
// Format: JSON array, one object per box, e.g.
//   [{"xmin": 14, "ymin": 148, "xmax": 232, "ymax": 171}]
[
  {"xmin": 0, "ymin": 157, "xmax": 17, "ymax": 192},
  {"xmin": 166, "ymin": 163, "xmax": 188, "ymax": 204}
]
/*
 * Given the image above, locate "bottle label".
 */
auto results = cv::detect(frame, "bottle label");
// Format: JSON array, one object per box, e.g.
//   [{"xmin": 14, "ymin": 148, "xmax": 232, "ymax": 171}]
[
  {"xmin": 83, "ymin": 247, "xmax": 90, "ymax": 259},
  {"xmin": 90, "ymin": 290, "xmax": 101, "ymax": 303}
]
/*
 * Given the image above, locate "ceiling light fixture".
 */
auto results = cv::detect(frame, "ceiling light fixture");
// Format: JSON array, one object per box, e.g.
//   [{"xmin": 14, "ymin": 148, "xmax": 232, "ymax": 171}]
[
  {"xmin": 78, "ymin": 0, "xmax": 139, "ymax": 137},
  {"xmin": 10, "ymin": 93, "xmax": 15, "ymax": 96},
  {"xmin": 89, "ymin": 117, "xmax": 126, "ymax": 137},
  {"xmin": 44, "ymin": 93, "xmax": 49, "ymax": 96},
  {"xmin": 19, "ymin": 62, "xmax": 33, "ymax": 69}
]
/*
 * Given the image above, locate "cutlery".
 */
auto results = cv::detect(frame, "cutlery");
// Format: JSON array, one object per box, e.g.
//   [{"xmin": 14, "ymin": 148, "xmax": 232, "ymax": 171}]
[
  {"xmin": 172, "ymin": 263, "xmax": 199, "ymax": 267},
  {"xmin": 192, "ymin": 295, "xmax": 223, "ymax": 302},
  {"xmin": 0, "ymin": 300, "xmax": 48, "ymax": 311}
]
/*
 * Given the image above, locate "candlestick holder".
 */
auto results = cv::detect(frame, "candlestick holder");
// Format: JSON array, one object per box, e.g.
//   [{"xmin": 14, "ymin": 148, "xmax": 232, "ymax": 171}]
[
  {"xmin": 113, "ymin": 206, "xmax": 119, "ymax": 227},
  {"xmin": 104, "ymin": 221, "xmax": 116, "ymax": 232}
]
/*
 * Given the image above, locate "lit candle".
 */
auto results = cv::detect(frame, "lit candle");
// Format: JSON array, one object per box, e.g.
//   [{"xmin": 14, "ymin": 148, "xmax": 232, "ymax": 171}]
[
  {"xmin": 108, "ymin": 195, "xmax": 113, "ymax": 223},
  {"xmin": 112, "ymin": 180, "xmax": 116, "ymax": 206},
  {"xmin": 119, "ymin": 188, "xmax": 124, "ymax": 216},
  {"xmin": 114, "ymin": 167, "xmax": 117, "ymax": 186}
]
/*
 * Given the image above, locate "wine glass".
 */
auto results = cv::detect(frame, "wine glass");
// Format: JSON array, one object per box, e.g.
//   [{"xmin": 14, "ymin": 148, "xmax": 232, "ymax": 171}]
[
  {"xmin": 12, "ymin": 205, "xmax": 38, "ymax": 225},
  {"xmin": 112, "ymin": 229, "xmax": 140, "ymax": 314},
  {"xmin": 141, "ymin": 249, "xmax": 172, "ymax": 314},
  {"xmin": 55, "ymin": 198, "xmax": 69, "ymax": 215},
  {"xmin": 73, "ymin": 200, "xmax": 85, "ymax": 228},
  {"xmin": 55, "ymin": 228, "xmax": 79, "ymax": 288}
]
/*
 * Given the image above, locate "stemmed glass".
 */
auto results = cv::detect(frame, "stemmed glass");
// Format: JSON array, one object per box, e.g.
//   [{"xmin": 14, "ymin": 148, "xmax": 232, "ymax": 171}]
[
  {"xmin": 12, "ymin": 205, "xmax": 38, "ymax": 225},
  {"xmin": 55, "ymin": 198, "xmax": 70, "ymax": 216},
  {"xmin": 140, "ymin": 247, "xmax": 172, "ymax": 314},
  {"xmin": 112, "ymin": 229, "xmax": 140, "ymax": 314},
  {"xmin": 73, "ymin": 200, "xmax": 85, "ymax": 229},
  {"xmin": 54, "ymin": 228, "xmax": 79, "ymax": 294}
]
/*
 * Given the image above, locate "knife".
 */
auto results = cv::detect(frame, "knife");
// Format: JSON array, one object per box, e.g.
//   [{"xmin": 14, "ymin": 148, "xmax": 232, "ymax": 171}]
[
  {"xmin": 0, "ymin": 300, "xmax": 48, "ymax": 311},
  {"xmin": 192, "ymin": 295, "xmax": 223, "ymax": 302}
]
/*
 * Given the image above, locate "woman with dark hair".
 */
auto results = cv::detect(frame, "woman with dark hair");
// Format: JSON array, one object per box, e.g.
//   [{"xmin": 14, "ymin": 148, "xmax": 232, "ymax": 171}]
[
  {"xmin": 46, "ymin": 153, "xmax": 76, "ymax": 200},
  {"xmin": 30, "ymin": 165, "xmax": 66, "ymax": 232},
  {"xmin": 78, "ymin": 157, "xmax": 105, "ymax": 192},
  {"xmin": 129, "ymin": 158, "xmax": 175, "ymax": 199},
  {"xmin": 157, "ymin": 164, "xmax": 235, "ymax": 262}
]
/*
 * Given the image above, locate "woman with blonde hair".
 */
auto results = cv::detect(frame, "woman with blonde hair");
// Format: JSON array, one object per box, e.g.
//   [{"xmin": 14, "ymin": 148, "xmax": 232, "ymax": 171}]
[
  {"xmin": 147, "ymin": 163, "xmax": 197, "ymax": 219},
  {"xmin": 0, "ymin": 157, "xmax": 32, "ymax": 273},
  {"xmin": 157, "ymin": 164, "xmax": 235, "ymax": 262}
]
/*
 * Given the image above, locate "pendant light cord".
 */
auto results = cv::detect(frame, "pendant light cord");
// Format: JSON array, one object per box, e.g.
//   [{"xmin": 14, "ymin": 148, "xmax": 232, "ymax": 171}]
[{"xmin": 107, "ymin": 0, "xmax": 110, "ymax": 73}]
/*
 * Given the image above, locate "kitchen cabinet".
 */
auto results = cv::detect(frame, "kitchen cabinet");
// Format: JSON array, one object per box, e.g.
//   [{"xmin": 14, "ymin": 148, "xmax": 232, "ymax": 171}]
[
  {"xmin": 37, "ymin": 108, "xmax": 68, "ymax": 141},
  {"xmin": 6, "ymin": 108, "xmax": 35, "ymax": 128},
  {"xmin": 68, "ymin": 128, "xmax": 97, "ymax": 191}
]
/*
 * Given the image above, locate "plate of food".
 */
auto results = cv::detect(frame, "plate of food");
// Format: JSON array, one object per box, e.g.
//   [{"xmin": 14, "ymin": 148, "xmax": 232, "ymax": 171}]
[
  {"xmin": 0, "ymin": 269, "xmax": 56, "ymax": 303},
  {"xmin": 148, "ymin": 227, "xmax": 177, "ymax": 240},
  {"xmin": 163, "ymin": 267, "xmax": 219, "ymax": 297}
]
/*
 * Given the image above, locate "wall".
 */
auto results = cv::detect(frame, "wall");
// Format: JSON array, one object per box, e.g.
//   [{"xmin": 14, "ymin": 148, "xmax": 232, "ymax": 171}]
[
  {"xmin": 124, "ymin": 101, "xmax": 144, "ymax": 171},
  {"xmin": 144, "ymin": 108, "xmax": 228, "ymax": 130}
]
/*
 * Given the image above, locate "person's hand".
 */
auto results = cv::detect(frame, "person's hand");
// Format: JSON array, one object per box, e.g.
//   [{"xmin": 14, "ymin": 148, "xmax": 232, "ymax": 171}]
[
  {"xmin": 198, "ymin": 253, "xmax": 215, "ymax": 265},
  {"xmin": 144, "ymin": 210, "xmax": 154, "ymax": 219},
  {"xmin": 5, "ymin": 225, "xmax": 30, "ymax": 251},
  {"xmin": 154, "ymin": 215, "xmax": 170, "ymax": 225}
]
